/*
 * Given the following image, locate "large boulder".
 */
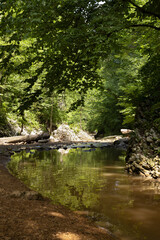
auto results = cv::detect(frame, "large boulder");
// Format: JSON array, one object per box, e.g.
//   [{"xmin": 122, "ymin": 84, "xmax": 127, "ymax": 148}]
[
  {"xmin": 53, "ymin": 125, "xmax": 95, "ymax": 142},
  {"xmin": 53, "ymin": 124, "xmax": 80, "ymax": 141}
]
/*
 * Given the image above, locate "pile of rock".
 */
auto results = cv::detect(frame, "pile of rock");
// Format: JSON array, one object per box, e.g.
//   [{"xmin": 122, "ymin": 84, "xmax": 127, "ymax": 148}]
[
  {"xmin": 52, "ymin": 124, "xmax": 94, "ymax": 142},
  {"xmin": 76, "ymin": 129, "xmax": 94, "ymax": 141},
  {"xmin": 53, "ymin": 124, "xmax": 80, "ymax": 141},
  {"xmin": 126, "ymin": 128, "xmax": 160, "ymax": 178}
]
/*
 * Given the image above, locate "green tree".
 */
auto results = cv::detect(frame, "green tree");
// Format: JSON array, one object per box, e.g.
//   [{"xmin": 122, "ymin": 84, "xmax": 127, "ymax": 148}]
[{"xmin": 0, "ymin": 0, "xmax": 160, "ymax": 135}]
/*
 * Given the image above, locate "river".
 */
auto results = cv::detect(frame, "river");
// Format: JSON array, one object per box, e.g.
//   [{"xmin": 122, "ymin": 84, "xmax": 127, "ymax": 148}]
[{"xmin": 8, "ymin": 147, "xmax": 160, "ymax": 240}]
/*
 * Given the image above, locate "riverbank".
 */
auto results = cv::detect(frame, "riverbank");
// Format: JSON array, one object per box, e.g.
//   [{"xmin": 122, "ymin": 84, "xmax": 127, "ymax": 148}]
[
  {"xmin": 126, "ymin": 128, "xmax": 160, "ymax": 179},
  {"xmin": 0, "ymin": 142, "xmax": 119, "ymax": 240}
]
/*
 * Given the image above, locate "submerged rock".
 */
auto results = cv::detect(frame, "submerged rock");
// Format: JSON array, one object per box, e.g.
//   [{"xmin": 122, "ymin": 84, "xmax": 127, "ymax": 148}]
[{"xmin": 10, "ymin": 190, "xmax": 43, "ymax": 200}]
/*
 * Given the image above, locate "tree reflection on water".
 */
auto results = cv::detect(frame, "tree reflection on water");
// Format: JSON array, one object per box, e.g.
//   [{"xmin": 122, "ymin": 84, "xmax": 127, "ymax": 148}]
[{"xmin": 8, "ymin": 148, "xmax": 160, "ymax": 240}]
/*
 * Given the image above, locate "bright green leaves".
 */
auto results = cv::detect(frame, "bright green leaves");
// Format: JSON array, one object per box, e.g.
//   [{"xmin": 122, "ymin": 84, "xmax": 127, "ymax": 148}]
[
  {"xmin": 140, "ymin": 54, "xmax": 160, "ymax": 95},
  {"xmin": 0, "ymin": 0, "xmax": 104, "ymax": 108},
  {"xmin": 0, "ymin": 0, "xmax": 159, "ymax": 134}
]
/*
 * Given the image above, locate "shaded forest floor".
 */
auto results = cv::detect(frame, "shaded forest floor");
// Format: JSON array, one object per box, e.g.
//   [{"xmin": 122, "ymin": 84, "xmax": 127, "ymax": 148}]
[{"xmin": 0, "ymin": 142, "xmax": 116, "ymax": 240}]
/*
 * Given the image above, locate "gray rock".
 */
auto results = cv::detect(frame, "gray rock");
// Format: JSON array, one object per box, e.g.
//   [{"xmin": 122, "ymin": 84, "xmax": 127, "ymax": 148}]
[
  {"xmin": 24, "ymin": 191, "xmax": 43, "ymax": 200},
  {"xmin": 151, "ymin": 171, "xmax": 159, "ymax": 179},
  {"xmin": 150, "ymin": 128, "xmax": 158, "ymax": 140},
  {"xmin": 114, "ymin": 138, "xmax": 129, "ymax": 149},
  {"xmin": 38, "ymin": 139, "xmax": 49, "ymax": 143},
  {"xmin": 142, "ymin": 162, "xmax": 151, "ymax": 170},
  {"xmin": 146, "ymin": 136, "xmax": 153, "ymax": 143},
  {"xmin": 11, "ymin": 190, "xmax": 43, "ymax": 200},
  {"xmin": 10, "ymin": 191, "xmax": 25, "ymax": 198}
]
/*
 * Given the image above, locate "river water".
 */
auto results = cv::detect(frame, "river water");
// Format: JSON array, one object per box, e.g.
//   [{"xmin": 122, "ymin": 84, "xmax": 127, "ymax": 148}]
[{"xmin": 8, "ymin": 147, "xmax": 160, "ymax": 240}]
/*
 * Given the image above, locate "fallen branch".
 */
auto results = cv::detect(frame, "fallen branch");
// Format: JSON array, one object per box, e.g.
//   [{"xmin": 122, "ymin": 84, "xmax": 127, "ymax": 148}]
[{"xmin": 0, "ymin": 132, "xmax": 50, "ymax": 144}]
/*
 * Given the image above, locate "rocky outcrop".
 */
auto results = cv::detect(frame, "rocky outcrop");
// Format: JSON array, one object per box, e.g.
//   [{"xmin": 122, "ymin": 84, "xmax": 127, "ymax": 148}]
[
  {"xmin": 125, "ymin": 96, "xmax": 160, "ymax": 179},
  {"xmin": 126, "ymin": 128, "xmax": 160, "ymax": 178}
]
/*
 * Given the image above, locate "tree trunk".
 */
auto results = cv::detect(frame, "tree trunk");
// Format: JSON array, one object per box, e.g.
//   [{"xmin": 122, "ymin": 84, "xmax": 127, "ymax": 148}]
[
  {"xmin": 0, "ymin": 132, "xmax": 50, "ymax": 144},
  {"xmin": 50, "ymin": 102, "xmax": 53, "ymax": 135}
]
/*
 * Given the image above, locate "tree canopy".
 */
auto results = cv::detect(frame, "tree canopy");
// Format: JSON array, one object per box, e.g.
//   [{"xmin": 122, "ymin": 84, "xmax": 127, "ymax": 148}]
[{"xmin": 0, "ymin": 0, "xmax": 160, "ymax": 134}]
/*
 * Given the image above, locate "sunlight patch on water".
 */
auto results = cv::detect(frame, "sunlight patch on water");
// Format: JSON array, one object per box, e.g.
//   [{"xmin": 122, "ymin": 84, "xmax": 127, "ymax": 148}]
[
  {"xmin": 101, "ymin": 172, "xmax": 124, "ymax": 177},
  {"xmin": 103, "ymin": 166, "xmax": 124, "ymax": 169}
]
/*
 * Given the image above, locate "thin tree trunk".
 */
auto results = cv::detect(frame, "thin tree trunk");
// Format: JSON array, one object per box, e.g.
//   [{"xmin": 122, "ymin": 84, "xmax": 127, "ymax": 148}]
[{"xmin": 50, "ymin": 103, "xmax": 53, "ymax": 135}]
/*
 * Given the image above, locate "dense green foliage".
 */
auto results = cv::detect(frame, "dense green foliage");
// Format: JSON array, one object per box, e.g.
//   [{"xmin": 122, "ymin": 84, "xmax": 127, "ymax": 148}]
[{"xmin": 0, "ymin": 0, "xmax": 159, "ymax": 135}]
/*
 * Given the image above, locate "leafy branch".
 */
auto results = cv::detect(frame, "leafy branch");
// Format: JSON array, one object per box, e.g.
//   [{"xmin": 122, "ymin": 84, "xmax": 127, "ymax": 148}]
[{"xmin": 125, "ymin": 0, "xmax": 160, "ymax": 19}]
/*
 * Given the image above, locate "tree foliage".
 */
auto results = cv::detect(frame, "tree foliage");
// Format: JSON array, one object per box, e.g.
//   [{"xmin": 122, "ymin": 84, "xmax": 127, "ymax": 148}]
[{"xmin": 0, "ymin": 0, "xmax": 160, "ymax": 134}]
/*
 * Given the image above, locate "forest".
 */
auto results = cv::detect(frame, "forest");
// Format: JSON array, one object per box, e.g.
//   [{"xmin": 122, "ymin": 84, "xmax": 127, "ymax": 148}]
[{"xmin": 0, "ymin": 0, "xmax": 160, "ymax": 177}]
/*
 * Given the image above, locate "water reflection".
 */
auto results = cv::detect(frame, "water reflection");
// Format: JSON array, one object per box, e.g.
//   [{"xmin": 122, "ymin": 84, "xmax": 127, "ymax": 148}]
[{"xmin": 8, "ymin": 148, "xmax": 160, "ymax": 240}]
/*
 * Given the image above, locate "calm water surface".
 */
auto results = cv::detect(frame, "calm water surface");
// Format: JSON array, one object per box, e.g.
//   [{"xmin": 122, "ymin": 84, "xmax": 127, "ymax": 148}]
[{"xmin": 8, "ymin": 148, "xmax": 160, "ymax": 240}]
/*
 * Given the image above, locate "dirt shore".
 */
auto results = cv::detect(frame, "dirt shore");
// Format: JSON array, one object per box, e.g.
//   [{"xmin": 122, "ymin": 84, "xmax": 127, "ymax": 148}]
[{"xmin": 0, "ymin": 143, "xmax": 114, "ymax": 240}]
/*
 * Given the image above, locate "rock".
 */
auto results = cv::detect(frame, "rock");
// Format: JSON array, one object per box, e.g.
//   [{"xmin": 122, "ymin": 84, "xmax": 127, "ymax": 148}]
[
  {"xmin": 53, "ymin": 124, "xmax": 80, "ymax": 141},
  {"xmin": 154, "ymin": 156, "xmax": 160, "ymax": 163},
  {"xmin": 38, "ymin": 139, "xmax": 49, "ymax": 143},
  {"xmin": 142, "ymin": 162, "xmax": 151, "ymax": 170},
  {"xmin": 76, "ymin": 145, "xmax": 86, "ymax": 148},
  {"xmin": 146, "ymin": 136, "xmax": 153, "ymax": 143},
  {"xmin": 120, "ymin": 129, "xmax": 133, "ymax": 136},
  {"xmin": 150, "ymin": 128, "xmax": 158, "ymax": 140},
  {"xmin": 151, "ymin": 171, "xmax": 159, "ymax": 179},
  {"xmin": 156, "ymin": 139, "xmax": 160, "ymax": 145},
  {"xmin": 131, "ymin": 166, "xmax": 136, "ymax": 171},
  {"xmin": 114, "ymin": 138, "xmax": 129, "ymax": 149},
  {"xmin": 24, "ymin": 191, "xmax": 43, "ymax": 200},
  {"xmin": 10, "ymin": 191, "xmax": 25, "ymax": 198},
  {"xmin": 52, "ymin": 124, "xmax": 95, "ymax": 142},
  {"xmin": 76, "ymin": 129, "xmax": 94, "ymax": 141},
  {"xmin": 133, "ymin": 162, "xmax": 144, "ymax": 172},
  {"xmin": 145, "ymin": 131, "xmax": 150, "ymax": 137},
  {"xmin": 11, "ymin": 191, "xmax": 43, "ymax": 200},
  {"xmin": 147, "ymin": 159, "xmax": 155, "ymax": 168},
  {"xmin": 126, "ymin": 126, "xmax": 160, "ymax": 179}
]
